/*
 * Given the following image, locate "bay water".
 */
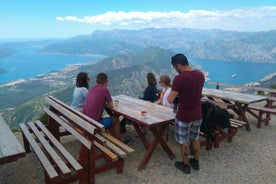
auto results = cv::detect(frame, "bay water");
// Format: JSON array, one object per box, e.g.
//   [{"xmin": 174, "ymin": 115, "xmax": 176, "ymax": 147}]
[
  {"xmin": 191, "ymin": 59, "xmax": 276, "ymax": 87},
  {"xmin": 1, "ymin": 45, "xmax": 276, "ymax": 85},
  {"xmin": 0, "ymin": 45, "xmax": 104, "ymax": 83}
]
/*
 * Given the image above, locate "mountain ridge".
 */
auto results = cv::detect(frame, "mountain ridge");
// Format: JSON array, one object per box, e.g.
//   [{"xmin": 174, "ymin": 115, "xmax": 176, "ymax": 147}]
[{"xmin": 40, "ymin": 28, "xmax": 276, "ymax": 63}]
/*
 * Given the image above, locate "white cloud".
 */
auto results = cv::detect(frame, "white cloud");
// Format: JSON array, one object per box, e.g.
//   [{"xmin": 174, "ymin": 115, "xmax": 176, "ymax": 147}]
[{"xmin": 56, "ymin": 6, "xmax": 276, "ymax": 31}]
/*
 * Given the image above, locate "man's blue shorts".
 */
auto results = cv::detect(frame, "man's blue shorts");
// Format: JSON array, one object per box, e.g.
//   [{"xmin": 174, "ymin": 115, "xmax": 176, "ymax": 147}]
[{"xmin": 100, "ymin": 117, "xmax": 113, "ymax": 129}]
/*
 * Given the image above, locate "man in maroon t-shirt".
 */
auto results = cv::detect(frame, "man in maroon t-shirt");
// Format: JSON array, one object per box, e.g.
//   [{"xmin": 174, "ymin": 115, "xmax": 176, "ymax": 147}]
[
  {"xmin": 82, "ymin": 72, "xmax": 120, "ymax": 139},
  {"xmin": 168, "ymin": 53, "xmax": 205, "ymax": 174}
]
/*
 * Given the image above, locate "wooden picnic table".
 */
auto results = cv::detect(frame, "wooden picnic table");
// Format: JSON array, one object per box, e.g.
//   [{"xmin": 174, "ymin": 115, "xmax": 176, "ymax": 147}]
[
  {"xmin": 202, "ymin": 88, "xmax": 268, "ymax": 131},
  {"xmin": 0, "ymin": 115, "xmax": 25, "ymax": 164},
  {"xmin": 110, "ymin": 95, "xmax": 176, "ymax": 170},
  {"xmin": 208, "ymin": 81, "xmax": 276, "ymax": 97}
]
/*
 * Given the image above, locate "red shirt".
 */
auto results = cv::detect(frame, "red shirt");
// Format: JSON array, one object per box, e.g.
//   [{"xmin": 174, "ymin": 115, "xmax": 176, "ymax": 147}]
[
  {"xmin": 82, "ymin": 84, "xmax": 112, "ymax": 122},
  {"xmin": 171, "ymin": 70, "xmax": 205, "ymax": 122}
]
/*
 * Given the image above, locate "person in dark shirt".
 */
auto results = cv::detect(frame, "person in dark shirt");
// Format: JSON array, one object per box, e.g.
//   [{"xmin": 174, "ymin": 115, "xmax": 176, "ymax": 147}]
[
  {"xmin": 168, "ymin": 53, "xmax": 205, "ymax": 174},
  {"xmin": 140, "ymin": 72, "xmax": 158, "ymax": 102}
]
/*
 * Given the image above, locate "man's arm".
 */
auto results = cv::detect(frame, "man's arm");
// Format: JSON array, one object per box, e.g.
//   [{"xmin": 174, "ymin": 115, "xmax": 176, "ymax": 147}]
[
  {"xmin": 167, "ymin": 90, "xmax": 178, "ymax": 104},
  {"xmin": 106, "ymin": 100, "xmax": 114, "ymax": 109}
]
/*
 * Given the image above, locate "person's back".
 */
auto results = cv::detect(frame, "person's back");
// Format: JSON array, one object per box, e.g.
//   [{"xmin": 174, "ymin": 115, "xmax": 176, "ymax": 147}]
[
  {"xmin": 82, "ymin": 73, "xmax": 114, "ymax": 129},
  {"xmin": 83, "ymin": 84, "xmax": 111, "ymax": 122},
  {"xmin": 142, "ymin": 85, "xmax": 157, "ymax": 102},
  {"xmin": 174, "ymin": 70, "xmax": 204, "ymax": 122}
]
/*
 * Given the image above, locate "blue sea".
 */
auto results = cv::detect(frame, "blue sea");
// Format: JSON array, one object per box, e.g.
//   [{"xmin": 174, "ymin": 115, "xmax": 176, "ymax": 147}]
[
  {"xmin": 0, "ymin": 45, "xmax": 276, "ymax": 85},
  {"xmin": 190, "ymin": 59, "xmax": 276, "ymax": 87},
  {"xmin": 0, "ymin": 45, "xmax": 104, "ymax": 83}
]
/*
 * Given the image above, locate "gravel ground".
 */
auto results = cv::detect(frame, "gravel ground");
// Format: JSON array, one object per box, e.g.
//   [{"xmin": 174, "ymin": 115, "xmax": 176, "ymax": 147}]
[{"xmin": 0, "ymin": 113, "xmax": 275, "ymax": 184}]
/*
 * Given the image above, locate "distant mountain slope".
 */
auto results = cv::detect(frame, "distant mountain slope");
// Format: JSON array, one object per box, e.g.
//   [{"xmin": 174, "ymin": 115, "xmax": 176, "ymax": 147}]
[
  {"xmin": 40, "ymin": 36, "xmax": 142, "ymax": 56},
  {"xmin": 41, "ymin": 28, "xmax": 276, "ymax": 63}
]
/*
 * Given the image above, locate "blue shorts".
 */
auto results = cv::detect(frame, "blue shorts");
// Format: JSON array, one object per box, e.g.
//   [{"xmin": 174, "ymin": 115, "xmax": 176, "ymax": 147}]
[
  {"xmin": 100, "ymin": 117, "xmax": 113, "ymax": 129},
  {"xmin": 174, "ymin": 118, "xmax": 202, "ymax": 144}
]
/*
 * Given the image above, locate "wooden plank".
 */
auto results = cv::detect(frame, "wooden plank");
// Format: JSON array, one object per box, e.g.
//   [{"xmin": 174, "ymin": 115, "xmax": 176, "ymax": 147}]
[
  {"xmin": 230, "ymin": 122, "xmax": 242, "ymax": 127},
  {"xmin": 94, "ymin": 141, "xmax": 118, "ymax": 161},
  {"xmin": 35, "ymin": 120, "xmax": 83, "ymax": 172},
  {"xmin": 230, "ymin": 119, "xmax": 246, "ymax": 125},
  {"xmin": 230, "ymin": 124, "xmax": 239, "ymax": 128},
  {"xmin": 248, "ymin": 105, "xmax": 276, "ymax": 114},
  {"xmin": 202, "ymin": 88, "xmax": 268, "ymax": 104},
  {"xmin": 47, "ymin": 96, "xmax": 105, "ymax": 131},
  {"xmin": 44, "ymin": 107, "xmax": 92, "ymax": 149},
  {"xmin": 105, "ymin": 141, "xmax": 127, "ymax": 158},
  {"xmin": 208, "ymin": 82, "xmax": 276, "ymax": 93},
  {"xmin": 101, "ymin": 132, "xmax": 135, "ymax": 154},
  {"xmin": 112, "ymin": 95, "xmax": 175, "ymax": 126},
  {"xmin": 45, "ymin": 97, "xmax": 97, "ymax": 135},
  {"xmin": 28, "ymin": 122, "xmax": 71, "ymax": 175},
  {"xmin": 93, "ymin": 133, "xmax": 128, "ymax": 158},
  {"xmin": 0, "ymin": 116, "xmax": 25, "ymax": 163},
  {"xmin": 19, "ymin": 123, "xmax": 59, "ymax": 179},
  {"xmin": 94, "ymin": 133, "xmax": 107, "ymax": 144}
]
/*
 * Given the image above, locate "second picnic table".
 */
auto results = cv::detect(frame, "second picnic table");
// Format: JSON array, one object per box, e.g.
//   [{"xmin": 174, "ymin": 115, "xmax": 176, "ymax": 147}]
[
  {"xmin": 202, "ymin": 88, "xmax": 268, "ymax": 131},
  {"xmin": 110, "ymin": 95, "xmax": 176, "ymax": 170}
]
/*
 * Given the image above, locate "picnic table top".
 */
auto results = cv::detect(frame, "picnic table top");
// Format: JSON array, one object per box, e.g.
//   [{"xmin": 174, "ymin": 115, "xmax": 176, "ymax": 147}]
[
  {"xmin": 202, "ymin": 88, "xmax": 268, "ymax": 105},
  {"xmin": 112, "ymin": 95, "xmax": 175, "ymax": 127},
  {"xmin": 0, "ymin": 116, "xmax": 25, "ymax": 164},
  {"xmin": 208, "ymin": 82, "xmax": 276, "ymax": 94}
]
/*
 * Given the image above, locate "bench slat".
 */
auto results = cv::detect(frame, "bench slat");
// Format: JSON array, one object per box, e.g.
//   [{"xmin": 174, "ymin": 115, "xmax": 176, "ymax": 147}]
[
  {"xmin": 248, "ymin": 105, "xmax": 276, "ymax": 114},
  {"xmin": 48, "ymin": 96, "xmax": 105, "ymax": 131},
  {"xmin": 94, "ymin": 141, "xmax": 118, "ymax": 161},
  {"xmin": 44, "ymin": 107, "xmax": 92, "ymax": 149},
  {"xmin": 19, "ymin": 123, "xmax": 59, "ymax": 179},
  {"xmin": 105, "ymin": 141, "xmax": 127, "ymax": 158},
  {"xmin": 45, "ymin": 97, "xmax": 97, "ymax": 135},
  {"xmin": 230, "ymin": 119, "xmax": 246, "ymax": 125},
  {"xmin": 230, "ymin": 122, "xmax": 242, "ymax": 127},
  {"xmin": 101, "ymin": 132, "xmax": 135, "ymax": 154},
  {"xmin": 28, "ymin": 122, "xmax": 71, "ymax": 175},
  {"xmin": 35, "ymin": 120, "xmax": 83, "ymax": 172},
  {"xmin": 230, "ymin": 124, "xmax": 239, "ymax": 128}
]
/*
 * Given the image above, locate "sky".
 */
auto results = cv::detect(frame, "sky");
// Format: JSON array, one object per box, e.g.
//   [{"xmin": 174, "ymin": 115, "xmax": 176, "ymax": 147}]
[{"xmin": 1, "ymin": 0, "xmax": 276, "ymax": 39}]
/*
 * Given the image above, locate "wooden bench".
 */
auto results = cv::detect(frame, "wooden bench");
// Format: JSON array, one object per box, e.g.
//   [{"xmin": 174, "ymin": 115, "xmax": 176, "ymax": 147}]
[
  {"xmin": 20, "ymin": 95, "xmax": 134, "ymax": 184},
  {"xmin": 0, "ymin": 115, "xmax": 25, "ymax": 164},
  {"xmin": 200, "ymin": 119, "xmax": 246, "ymax": 150},
  {"xmin": 246, "ymin": 104, "xmax": 276, "ymax": 128}
]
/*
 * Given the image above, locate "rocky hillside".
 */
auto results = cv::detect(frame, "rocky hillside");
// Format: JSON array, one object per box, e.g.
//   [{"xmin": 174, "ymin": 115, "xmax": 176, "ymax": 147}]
[{"xmin": 40, "ymin": 28, "xmax": 276, "ymax": 63}]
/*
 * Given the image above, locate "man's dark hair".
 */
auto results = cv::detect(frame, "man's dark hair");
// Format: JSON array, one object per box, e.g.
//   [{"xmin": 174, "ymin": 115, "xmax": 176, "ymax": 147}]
[
  {"xmin": 171, "ymin": 53, "xmax": 189, "ymax": 66},
  {"xmin": 96, "ymin": 72, "xmax": 108, "ymax": 84}
]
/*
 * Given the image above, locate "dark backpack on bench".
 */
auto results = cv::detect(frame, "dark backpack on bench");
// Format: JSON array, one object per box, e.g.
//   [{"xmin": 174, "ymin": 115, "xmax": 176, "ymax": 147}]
[{"xmin": 201, "ymin": 101, "xmax": 230, "ymax": 139}]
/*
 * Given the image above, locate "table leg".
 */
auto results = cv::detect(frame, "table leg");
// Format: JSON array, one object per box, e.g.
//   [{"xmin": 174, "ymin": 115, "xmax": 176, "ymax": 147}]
[
  {"xmin": 132, "ymin": 123, "xmax": 150, "ymax": 150},
  {"xmin": 137, "ymin": 124, "xmax": 175, "ymax": 170},
  {"xmin": 234, "ymin": 103, "xmax": 251, "ymax": 131}
]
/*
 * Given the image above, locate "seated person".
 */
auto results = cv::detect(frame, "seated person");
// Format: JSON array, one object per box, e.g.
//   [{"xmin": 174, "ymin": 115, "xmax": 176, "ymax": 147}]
[
  {"xmin": 156, "ymin": 75, "xmax": 173, "ymax": 108},
  {"xmin": 140, "ymin": 72, "xmax": 158, "ymax": 102},
  {"xmin": 82, "ymin": 72, "xmax": 120, "ymax": 139},
  {"xmin": 71, "ymin": 72, "xmax": 89, "ymax": 111}
]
